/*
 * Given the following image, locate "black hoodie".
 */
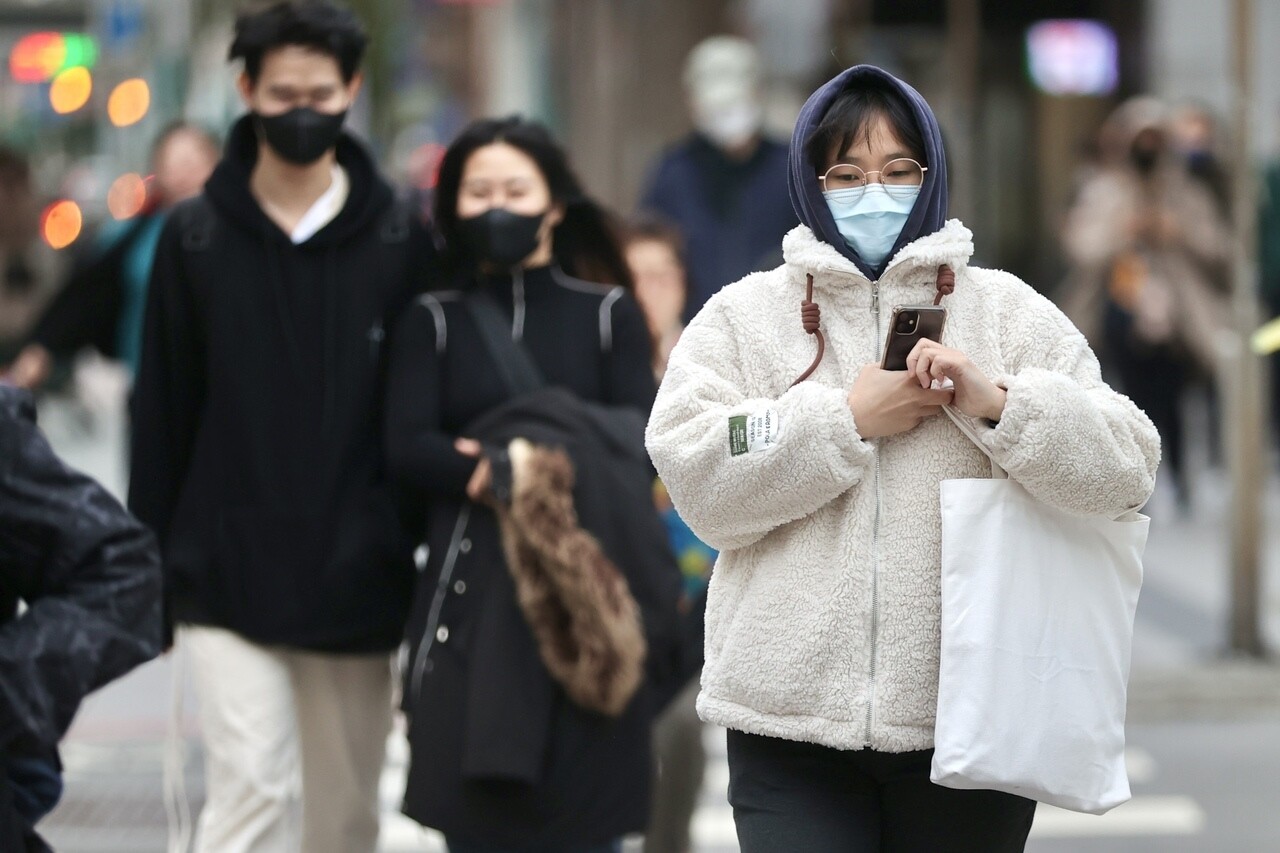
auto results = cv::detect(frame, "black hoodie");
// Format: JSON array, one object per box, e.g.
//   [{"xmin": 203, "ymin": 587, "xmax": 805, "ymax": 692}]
[{"xmin": 129, "ymin": 116, "xmax": 436, "ymax": 652}]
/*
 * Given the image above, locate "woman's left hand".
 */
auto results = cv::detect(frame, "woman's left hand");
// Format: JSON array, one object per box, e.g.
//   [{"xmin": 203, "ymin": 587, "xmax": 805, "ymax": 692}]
[{"xmin": 905, "ymin": 339, "xmax": 1007, "ymax": 422}]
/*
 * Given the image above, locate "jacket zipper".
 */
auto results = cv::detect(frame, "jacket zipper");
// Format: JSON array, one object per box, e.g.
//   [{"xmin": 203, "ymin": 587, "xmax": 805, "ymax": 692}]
[
  {"xmin": 866, "ymin": 278, "xmax": 883, "ymax": 749},
  {"xmin": 411, "ymin": 503, "xmax": 471, "ymax": 702}
]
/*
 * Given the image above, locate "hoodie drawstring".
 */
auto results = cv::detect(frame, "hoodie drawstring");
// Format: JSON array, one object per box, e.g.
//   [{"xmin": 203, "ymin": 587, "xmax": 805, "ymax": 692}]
[
  {"xmin": 322, "ymin": 246, "xmax": 339, "ymax": 436},
  {"xmin": 934, "ymin": 264, "xmax": 955, "ymax": 305},
  {"xmin": 265, "ymin": 236, "xmax": 306, "ymax": 375},
  {"xmin": 790, "ymin": 264, "xmax": 956, "ymax": 387},
  {"xmin": 790, "ymin": 274, "xmax": 825, "ymax": 387}
]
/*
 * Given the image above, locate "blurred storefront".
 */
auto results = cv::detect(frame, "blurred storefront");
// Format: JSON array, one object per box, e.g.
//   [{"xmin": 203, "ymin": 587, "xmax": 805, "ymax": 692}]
[{"xmin": 4, "ymin": 0, "xmax": 1279, "ymax": 288}]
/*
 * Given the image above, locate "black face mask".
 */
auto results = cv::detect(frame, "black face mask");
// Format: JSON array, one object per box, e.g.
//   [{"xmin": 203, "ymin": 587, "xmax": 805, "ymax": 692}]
[
  {"xmin": 456, "ymin": 208, "xmax": 546, "ymax": 268},
  {"xmin": 255, "ymin": 107, "xmax": 347, "ymax": 165}
]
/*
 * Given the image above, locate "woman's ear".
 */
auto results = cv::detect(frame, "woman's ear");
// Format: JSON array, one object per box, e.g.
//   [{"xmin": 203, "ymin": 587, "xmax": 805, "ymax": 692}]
[{"xmin": 544, "ymin": 203, "xmax": 566, "ymax": 230}]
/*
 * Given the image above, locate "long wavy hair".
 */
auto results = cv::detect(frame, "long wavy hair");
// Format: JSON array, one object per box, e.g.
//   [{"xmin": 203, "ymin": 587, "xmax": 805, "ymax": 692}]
[{"xmin": 433, "ymin": 116, "xmax": 634, "ymax": 289}]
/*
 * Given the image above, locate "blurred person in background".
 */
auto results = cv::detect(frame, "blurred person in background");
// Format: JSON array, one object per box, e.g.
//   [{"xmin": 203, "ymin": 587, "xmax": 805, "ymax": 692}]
[
  {"xmin": 386, "ymin": 116, "xmax": 690, "ymax": 853},
  {"xmin": 7, "ymin": 124, "xmax": 219, "ymax": 391},
  {"xmin": 1259, "ymin": 130, "xmax": 1280, "ymax": 439},
  {"xmin": 640, "ymin": 36, "xmax": 797, "ymax": 323},
  {"xmin": 128, "ymin": 3, "xmax": 434, "ymax": 851},
  {"xmin": 1061, "ymin": 97, "xmax": 1229, "ymax": 511},
  {"xmin": 624, "ymin": 218, "xmax": 715, "ymax": 853},
  {"xmin": 626, "ymin": 216, "xmax": 690, "ymax": 375},
  {"xmin": 0, "ymin": 148, "xmax": 62, "ymax": 368},
  {"xmin": 1, "ymin": 384, "xmax": 163, "ymax": 852},
  {"xmin": 1170, "ymin": 102, "xmax": 1231, "ymax": 217}
]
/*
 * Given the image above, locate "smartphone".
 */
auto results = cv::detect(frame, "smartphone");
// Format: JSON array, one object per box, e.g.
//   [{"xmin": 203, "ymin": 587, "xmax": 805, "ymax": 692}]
[{"xmin": 881, "ymin": 306, "xmax": 947, "ymax": 371}]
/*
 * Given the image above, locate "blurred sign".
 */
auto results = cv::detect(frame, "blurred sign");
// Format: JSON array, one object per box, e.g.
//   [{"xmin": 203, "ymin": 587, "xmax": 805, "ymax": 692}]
[
  {"xmin": 1026, "ymin": 20, "xmax": 1118, "ymax": 97},
  {"xmin": 103, "ymin": 0, "xmax": 145, "ymax": 51}
]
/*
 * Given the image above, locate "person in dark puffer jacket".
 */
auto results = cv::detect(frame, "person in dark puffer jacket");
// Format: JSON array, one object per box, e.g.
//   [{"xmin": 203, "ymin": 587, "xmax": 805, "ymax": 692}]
[{"xmin": 0, "ymin": 385, "xmax": 163, "ymax": 852}]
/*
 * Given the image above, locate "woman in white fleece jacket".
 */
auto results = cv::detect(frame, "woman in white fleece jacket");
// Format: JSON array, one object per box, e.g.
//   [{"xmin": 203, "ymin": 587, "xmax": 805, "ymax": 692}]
[{"xmin": 645, "ymin": 65, "xmax": 1160, "ymax": 853}]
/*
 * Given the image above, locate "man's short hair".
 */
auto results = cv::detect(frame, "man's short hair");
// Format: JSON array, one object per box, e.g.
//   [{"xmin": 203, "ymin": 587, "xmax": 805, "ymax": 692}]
[{"xmin": 229, "ymin": 1, "xmax": 367, "ymax": 84}]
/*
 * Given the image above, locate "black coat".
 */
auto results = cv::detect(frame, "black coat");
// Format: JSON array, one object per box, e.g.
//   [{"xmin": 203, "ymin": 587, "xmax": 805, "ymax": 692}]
[
  {"xmin": 129, "ymin": 115, "xmax": 435, "ymax": 651},
  {"xmin": 385, "ymin": 271, "xmax": 695, "ymax": 846},
  {"xmin": 0, "ymin": 388, "xmax": 163, "ymax": 850},
  {"xmin": 399, "ymin": 390, "xmax": 689, "ymax": 849}
]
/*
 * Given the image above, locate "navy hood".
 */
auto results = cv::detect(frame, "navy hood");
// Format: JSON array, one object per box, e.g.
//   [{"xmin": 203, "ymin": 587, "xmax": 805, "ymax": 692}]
[{"xmin": 788, "ymin": 65, "xmax": 949, "ymax": 280}]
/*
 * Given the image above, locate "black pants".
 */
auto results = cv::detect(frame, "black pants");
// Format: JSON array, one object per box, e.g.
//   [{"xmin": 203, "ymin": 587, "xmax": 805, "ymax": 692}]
[{"xmin": 727, "ymin": 730, "xmax": 1035, "ymax": 853}]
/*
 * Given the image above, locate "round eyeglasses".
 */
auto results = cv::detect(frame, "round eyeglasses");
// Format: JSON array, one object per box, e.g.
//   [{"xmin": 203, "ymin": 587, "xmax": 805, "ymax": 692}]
[{"xmin": 819, "ymin": 158, "xmax": 927, "ymax": 200}]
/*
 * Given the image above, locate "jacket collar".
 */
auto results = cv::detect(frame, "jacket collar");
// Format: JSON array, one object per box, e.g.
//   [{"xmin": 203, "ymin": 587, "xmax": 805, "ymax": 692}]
[{"xmin": 781, "ymin": 220, "xmax": 975, "ymax": 294}]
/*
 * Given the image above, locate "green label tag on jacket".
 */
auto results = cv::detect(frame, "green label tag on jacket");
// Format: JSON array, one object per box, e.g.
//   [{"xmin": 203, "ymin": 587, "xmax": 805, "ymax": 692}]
[{"xmin": 729, "ymin": 415, "xmax": 748, "ymax": 456}]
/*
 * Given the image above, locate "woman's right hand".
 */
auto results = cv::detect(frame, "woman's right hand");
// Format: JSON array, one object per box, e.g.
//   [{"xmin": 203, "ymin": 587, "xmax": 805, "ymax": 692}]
[{"xmin": 847, "ymin": 365, "xmax": 954, "ymax": 439}]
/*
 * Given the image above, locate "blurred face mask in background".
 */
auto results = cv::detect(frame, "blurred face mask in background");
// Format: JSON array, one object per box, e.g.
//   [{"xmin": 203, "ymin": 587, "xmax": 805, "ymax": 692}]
[
  {"xmin": 684, "ymin": 36, "xmax": 764, "ymax": 151},
  {"xmin": 457, "ymin": 207, "xmax": 547, "ymax": 268},
  {"xmin": 693, "ymin": 98, "xmax": 763, "ymax": 150},
  {"xmin": 823, "ymin": 183, "xmax": 921, "ymax": 268}
]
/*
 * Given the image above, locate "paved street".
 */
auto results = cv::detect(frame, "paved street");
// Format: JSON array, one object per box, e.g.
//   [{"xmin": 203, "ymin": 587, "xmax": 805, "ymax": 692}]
[{"xmin": 30, "ymin": 390, "xmax": 1280, "ymax": 851}]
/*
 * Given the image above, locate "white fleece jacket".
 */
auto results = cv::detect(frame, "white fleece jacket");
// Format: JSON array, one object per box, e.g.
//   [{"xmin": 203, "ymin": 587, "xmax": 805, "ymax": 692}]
[{"xmin": 645, "ymin": 221, "xmax": 1160, "ymax": 753}]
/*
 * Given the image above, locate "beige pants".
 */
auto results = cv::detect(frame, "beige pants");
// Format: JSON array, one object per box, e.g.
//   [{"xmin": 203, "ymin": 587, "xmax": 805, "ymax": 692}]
[{"xmin": 183, "ymin": 626, "xmax": 394, "ymax": 853}]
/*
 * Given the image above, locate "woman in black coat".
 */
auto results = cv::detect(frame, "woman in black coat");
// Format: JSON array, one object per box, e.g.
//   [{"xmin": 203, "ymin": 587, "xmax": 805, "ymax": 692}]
[{"xmin": 385, "ymin": 117, "xmax": 686, "ymax": 853}]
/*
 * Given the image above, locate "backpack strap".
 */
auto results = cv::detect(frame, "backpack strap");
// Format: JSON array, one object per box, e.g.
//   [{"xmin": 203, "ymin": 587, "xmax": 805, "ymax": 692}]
[
  {"xmin": 379, "ymin": 196, "xmax": 413, "ymax": 245},
  {"xmin": 177, "ymin": 196, "xmax": 218, "ymax": 253}
]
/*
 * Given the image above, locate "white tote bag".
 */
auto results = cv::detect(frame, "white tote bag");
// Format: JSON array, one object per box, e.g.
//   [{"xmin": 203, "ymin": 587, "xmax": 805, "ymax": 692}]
[{"xmin": 930, "ymin": 408, "xmax": 1149, "ymax": 815}]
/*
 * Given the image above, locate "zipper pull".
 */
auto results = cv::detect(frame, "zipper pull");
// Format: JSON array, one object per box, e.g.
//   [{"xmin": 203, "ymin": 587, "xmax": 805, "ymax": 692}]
[{"xmin": 871, "ymin": 282, "xmax": 880, "ymax": 315}]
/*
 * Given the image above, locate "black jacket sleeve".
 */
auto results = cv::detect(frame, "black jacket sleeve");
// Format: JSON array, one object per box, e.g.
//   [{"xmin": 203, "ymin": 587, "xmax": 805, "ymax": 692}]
[
  {"xmin": 605, "ymin": 292, "xmax": 657, "ymax": 414},
  {"xmin": 384, "ymin": 303, "xmax": 479, "ymax": 500},
  {"xmin": 28, "ymin": 219, "xmax": 146, "ymax": 359},
  {"xmin": 127, "ymin": 215, "xmax": 205, "ymax": 548},
  {"xmin": 0, "ymin": 389, "xmax": 163, "ymax": 756}
]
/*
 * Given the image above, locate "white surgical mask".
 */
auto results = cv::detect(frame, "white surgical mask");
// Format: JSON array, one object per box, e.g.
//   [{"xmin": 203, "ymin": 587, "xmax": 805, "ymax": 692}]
[
  {"xmin": 822, "ymin": 183, "xmax": 921, "ymax": 268},
  {"xmin": 693, "ymin": 100, "xmax": 762, "ymax": 150}
]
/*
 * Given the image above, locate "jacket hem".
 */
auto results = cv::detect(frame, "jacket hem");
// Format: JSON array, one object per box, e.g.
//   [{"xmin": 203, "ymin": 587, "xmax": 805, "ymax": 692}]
[{"xmin": 697, "ymin": 693, "xmax": 934, "ymax": 753}]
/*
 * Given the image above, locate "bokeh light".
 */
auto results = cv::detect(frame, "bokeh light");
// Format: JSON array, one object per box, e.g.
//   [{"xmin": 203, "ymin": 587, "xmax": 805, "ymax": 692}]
[
  {"xmin": 49, "ymin": 66, "xmax": 92, "ymax": 114},
  {"xmin": 9, "ymin": 32, "xmax": 65, "ymax": 83},
  {"xmin": 107, "ymin": 173, "xmax": 148, "ymax": 220},
  {"xmin": 41, "ymin": 200, "xmax": 83, "ymax": 249},
  {"xmin": 9, "ymin": 32, "xmax": 97, "ymax": 84},
  {"xmin": 107, "ymin": 78, "xmax": 150, "ymax": 127}
]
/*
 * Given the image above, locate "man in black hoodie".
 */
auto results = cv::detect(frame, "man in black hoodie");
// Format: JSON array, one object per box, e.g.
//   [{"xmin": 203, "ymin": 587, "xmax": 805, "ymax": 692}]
[{"xmin": 129, "ymin": 3, "xmax": 433, "ymax": 850}]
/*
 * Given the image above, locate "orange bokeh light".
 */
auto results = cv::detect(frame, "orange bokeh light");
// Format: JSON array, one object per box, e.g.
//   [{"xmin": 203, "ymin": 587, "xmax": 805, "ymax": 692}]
[
  {"xmin": 41, "ymin": 200, "xmax": 82, "ymax": 249},
  {"xmin": 49, "ymin": 66, "xmax": 92, "ymax": 114},
  {"xmin": 107, "ymin": 78, "xmax": 150, "ymax": 127},
  {"xmin": 107, "ymin": 172, "xmax": 148, "ymax": 220}
]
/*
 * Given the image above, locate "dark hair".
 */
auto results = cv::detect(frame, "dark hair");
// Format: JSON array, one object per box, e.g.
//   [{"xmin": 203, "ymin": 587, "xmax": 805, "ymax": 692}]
[
  {"xmin": 434, "ymin": 116, "xmax": 634, "ymax": 289},
  {"xmin": 625, "ymin": 215, "xmax": 686, "ymax": 258},
  {"xmin": 230, "ymin": 1, "xmax": 367, "ymax": 84},
  {"xmin": 804, "ymin": 80, "xmax": 927, "ymax": 173},
  {"xmin": 624, "ymin": 214, "xmax": 688, "ymax": 292}
]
